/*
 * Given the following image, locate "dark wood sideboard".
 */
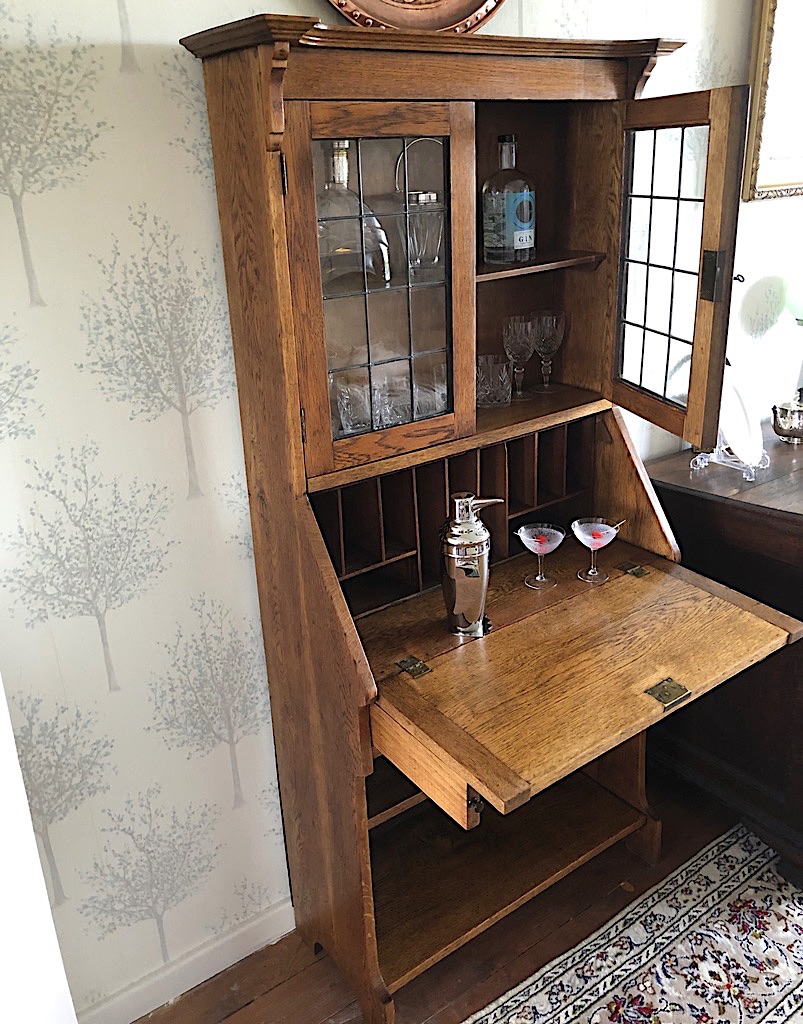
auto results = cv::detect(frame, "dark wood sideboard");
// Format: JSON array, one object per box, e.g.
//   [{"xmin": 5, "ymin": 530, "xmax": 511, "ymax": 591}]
[{"xmin": 648, "ymin": 422, "xmax": 803, "ymax": 879}]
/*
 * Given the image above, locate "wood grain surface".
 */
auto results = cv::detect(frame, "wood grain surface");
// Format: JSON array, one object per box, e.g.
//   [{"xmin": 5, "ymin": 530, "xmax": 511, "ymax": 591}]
[
  {"xmin": 371, "ymin": 553, "xmax": 790, "ymax": 814},
  {"xmin": 370, "ymin": 772, "xmax": 644, "ymax": 990},
  {"xmin": 203, "ymin": 47, "xmax": 394, "ymax": 1024},
  {"xmin": 183, "ymin": 16, "xmax": 682, "ymax": 64},
  {"xmin": 593, "ymin": 407, "xmax": 680, "ymax": 561},
  {"xmin": 370, "ymin": 705, "xmax": 481, "ymax": 829}
]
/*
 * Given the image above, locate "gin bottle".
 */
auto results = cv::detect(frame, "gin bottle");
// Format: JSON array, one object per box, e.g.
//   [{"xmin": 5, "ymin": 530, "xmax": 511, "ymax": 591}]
[
  {"xmin": 316, "ymin": 140, "xmax": 391, "ymax": 292},
  {"xmin": 481, "ymin": 134, "xmax": 536, "ymax": 264}
]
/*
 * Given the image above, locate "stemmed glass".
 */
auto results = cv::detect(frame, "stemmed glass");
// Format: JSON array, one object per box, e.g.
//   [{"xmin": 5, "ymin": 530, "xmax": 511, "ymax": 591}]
[
  {"xmin": 502, "ymin": 315, "xmax": 537, "ymax": 400},
  {"xmin": 515, "ymin": 523, "xmax": 565, "ymax": 589},
  {"xmin": 571, "ymin": 517, "xmax": 624, "ymax": 584},
  {"xmin": 532, "ymin": 311, "xmax": 566, "ymax": 392}
]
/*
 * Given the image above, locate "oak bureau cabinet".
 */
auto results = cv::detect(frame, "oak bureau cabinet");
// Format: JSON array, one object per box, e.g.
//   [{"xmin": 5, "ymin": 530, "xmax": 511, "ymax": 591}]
[{"xmin": 181, "ymin": 18, "xmax": 802, "ymax": 1023}]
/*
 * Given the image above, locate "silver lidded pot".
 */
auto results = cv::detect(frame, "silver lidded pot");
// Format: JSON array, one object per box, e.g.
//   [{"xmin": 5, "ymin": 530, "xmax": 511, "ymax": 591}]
[
  {"xmin": 772, "ymin": 387, "xmax": 803, "ymax": 444},
  {"xmin": 441, "ymin": 492, "xmax": 503, "ymax": 638}
]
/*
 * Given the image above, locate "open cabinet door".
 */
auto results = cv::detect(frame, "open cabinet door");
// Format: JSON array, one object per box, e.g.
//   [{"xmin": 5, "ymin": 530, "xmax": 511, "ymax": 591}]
[{"xmin": 610, "ymin": 87, "xmax": 748, "ymax": 449}]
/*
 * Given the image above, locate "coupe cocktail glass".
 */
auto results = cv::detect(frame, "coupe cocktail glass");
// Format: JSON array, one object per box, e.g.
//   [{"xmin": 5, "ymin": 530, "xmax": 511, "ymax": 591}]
[
  {"xmin": 571, "ymin": 517, "xmax": 622, "ymax": 584},
  {"xmin": 502, "ymin": 315, "xmax": 537, "ymax": 400},
  {"xmin": 515, "ymin": 523, "xmax": 565, "ymax": 589}
]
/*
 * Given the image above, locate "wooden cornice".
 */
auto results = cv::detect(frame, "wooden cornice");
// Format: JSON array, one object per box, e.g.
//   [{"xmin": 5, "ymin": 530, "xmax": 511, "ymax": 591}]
[
  {"xmin": 181, "ymin": 14, "xmax": 319, "ymax": 60},
  {"xmin": 182, "ymin": 13, "xmax": 683, "ymax": 67}
]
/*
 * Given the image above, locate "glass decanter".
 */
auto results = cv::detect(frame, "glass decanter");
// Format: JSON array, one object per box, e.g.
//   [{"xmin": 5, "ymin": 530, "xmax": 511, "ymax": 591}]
[{"xmin": 316, "ymin": 140, "xmax": 391, "ymax": 293}]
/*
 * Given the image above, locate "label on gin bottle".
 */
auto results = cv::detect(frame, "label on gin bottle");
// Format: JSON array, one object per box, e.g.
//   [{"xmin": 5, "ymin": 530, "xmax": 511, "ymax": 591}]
[
  {"xmin": 507, "ymin": 191, "xmax": 535, "ymax": 249},
  {"xmin": 483, "ymin": 190, "xmax": 535, "ymax": 255}
]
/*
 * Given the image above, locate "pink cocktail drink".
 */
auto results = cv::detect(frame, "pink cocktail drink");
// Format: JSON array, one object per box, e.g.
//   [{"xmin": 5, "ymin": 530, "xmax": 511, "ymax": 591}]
[
  {"xmin": 516, "ymin": 523, "xmax": 565, "ymax": 590},
  {"xmin": 572, "ymin": 521, "xmax": 618, "ymax": 551},
  {"xmin": 571, "ymin": 517, "xmax": 622, "ymax": 584}
]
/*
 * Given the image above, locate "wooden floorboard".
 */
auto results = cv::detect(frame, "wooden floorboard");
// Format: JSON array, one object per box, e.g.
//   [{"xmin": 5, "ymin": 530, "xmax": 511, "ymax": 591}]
[{"xmin": 138, "ymin": 771, "xmax": 737, "ymax": 1024}]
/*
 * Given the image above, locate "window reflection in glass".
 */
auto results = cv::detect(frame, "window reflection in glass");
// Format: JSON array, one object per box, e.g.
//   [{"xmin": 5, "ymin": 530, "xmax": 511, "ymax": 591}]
[
  {"xmin": 618, "ymin": 124, "xmax": 709, "ymax": 406},
  {"xmin": 315, "ymin": 134, "xmax": 452, "ymax": 438}
]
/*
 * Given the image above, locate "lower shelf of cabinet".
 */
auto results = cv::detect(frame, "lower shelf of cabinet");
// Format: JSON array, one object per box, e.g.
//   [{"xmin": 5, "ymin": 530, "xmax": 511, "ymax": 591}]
[{"xmin": 370, "ymin": 770, "xmax": 645, "ymax": 992}]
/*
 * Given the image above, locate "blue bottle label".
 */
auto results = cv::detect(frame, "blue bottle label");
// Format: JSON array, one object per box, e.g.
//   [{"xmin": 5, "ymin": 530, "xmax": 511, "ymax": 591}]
[{"xmin": 506, "ymin": 191, "xmax": 535, "ymax": 249}]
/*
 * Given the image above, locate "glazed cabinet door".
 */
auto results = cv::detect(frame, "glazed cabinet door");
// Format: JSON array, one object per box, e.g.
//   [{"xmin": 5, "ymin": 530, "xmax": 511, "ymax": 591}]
[
  {"xmin": 284, "ymin": 101, "xmax": 476, "ymax": 480},
  {"xmin": 610, "ymin": 87, "xmax": 748, "ymax": 449}
]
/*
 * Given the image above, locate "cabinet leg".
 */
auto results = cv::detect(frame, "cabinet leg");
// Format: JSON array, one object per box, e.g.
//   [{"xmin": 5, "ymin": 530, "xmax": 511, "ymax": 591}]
[
  {"xmin": 626, "ymin": 814, "xmax": 662, "ymax": 865},
  {"xmin": 587, "ymin": 733, "xmax": 663, "ymax": 865},
  {"xmin": 358, "ymin": 988, "xmax": 395, "ymax": 1024}
]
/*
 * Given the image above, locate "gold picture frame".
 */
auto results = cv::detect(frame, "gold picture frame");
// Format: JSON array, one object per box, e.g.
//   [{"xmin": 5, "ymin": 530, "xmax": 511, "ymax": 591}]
[{"xmin": 743, "ymin": 0, "xmax": 803, "ymax": 200}]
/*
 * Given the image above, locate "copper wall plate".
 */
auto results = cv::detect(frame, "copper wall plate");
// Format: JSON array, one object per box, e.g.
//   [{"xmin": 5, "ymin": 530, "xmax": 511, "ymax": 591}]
[{"xmin": 325, "ymin": 0, "xmax": 508, "ymax": 33}]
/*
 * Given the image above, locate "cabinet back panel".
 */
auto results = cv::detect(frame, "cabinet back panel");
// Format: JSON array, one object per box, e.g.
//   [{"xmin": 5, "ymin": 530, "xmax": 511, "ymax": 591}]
[
  {"xmin": 479, "ymin": 443, "xmax": 509, "ymax": 560},
  {"xmin": 507, "ymin": 435, "xmax": 538, "ymax": 514},
  {"xmin": 342, "ymin": 478, "xmax": 383, "ymax": 573},
  {"xmin": 476, "ymin": 102, "xmax": 571, "ymax": 255},
  {"xmin": 381, "ymin": 471, "xmax": 419, "ymax": 560},
  {"xmin": 447, "ymin": 450, "xmax": 480, "ymax": 496},
  {"xmin": 567, "ymin": 417, "xmax": 596, "ymax": 493},
  {"xmin": 537, "ymin": 426, "xmax": 568, "ymax": 504}
]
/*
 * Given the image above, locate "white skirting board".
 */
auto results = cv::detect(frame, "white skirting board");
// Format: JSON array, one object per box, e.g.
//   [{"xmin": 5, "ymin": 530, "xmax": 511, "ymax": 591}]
[{"xmin": 77, "ymin": 898, "xmax": 295, "ymax": 1024}]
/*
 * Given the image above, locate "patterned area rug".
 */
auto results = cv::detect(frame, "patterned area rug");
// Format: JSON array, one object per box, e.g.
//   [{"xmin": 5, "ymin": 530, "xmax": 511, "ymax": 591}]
[{"xmin": 465, "ymin": 826, "xmax": 803, "ymax": 1024}]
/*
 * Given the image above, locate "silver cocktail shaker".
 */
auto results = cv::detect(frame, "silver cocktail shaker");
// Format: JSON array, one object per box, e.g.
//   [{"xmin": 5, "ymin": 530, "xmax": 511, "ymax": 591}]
[{"xmin": 441, "ymin": 492, "xmax": 503, "ymax": 637}]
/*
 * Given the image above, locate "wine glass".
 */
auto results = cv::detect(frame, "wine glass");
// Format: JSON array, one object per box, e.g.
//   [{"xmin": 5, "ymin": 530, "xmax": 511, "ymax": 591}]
[
  {"xmin": 571, "ymin": 517, "xmax": 624, "ymax": 584},
  {"xmin": 502, "ymin": 315, "xmax": 537, "ymax": 400},
  {"xmin": 532, "ymin": 310, "xmax": 566, "ymax": 392},
  {"xmin": 515, "ymin": 523, "xmax": 565, "ymax": 589}
]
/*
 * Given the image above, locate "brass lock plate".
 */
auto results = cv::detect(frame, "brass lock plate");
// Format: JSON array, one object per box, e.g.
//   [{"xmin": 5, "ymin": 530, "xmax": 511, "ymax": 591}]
[{"xmin": 645, "ymin": 677, "xmax": 691, "ymax": 711}]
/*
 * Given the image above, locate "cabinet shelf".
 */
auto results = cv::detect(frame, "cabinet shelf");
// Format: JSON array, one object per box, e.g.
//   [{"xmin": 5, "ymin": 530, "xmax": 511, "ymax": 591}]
[
  {"xmin": 366, "ymin": 756, "xmax": 426, "ymax": 830},
  {"xmin": 507, "ymin": 487, "xmax": 592, "ymax": 521},
  {"xmin": 476, "ymin": 249, "xmax": 605, "ymax": 283},
  {"xmin": 371, "ymin": 771, "xmax": 644, "ymax": 991},
  {"xmin": 309, "ymin": 389, "xmax": 609, "ymax": 494},
  {"xmin": 340, "ymin": 548, "xmax": 418, "ymax": 581},
  {"xmin": 312, "ymin": 411, "xmax": 602, "ymax": 617}
]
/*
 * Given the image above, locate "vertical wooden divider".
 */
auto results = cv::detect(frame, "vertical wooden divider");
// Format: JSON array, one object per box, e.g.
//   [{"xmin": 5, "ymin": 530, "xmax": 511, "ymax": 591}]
[
  {"xmin": 376, "ymin": 477, "xmax": 387, "ymax": 562},
  {"xmin": 416, "ymin": 461, "xmax": 449, "ymax": 587},
  {"xmin": 336, "ymin": 489, "xmax": 346, "ymax": 575},
  {"xmin": 480, "ymin": 443, "xmax": 509, "ymax": 560},
  {"xmin": 532, "ymin": 432, "xmax": 540, "ymax": 510},
  {"xmin": 411, "ymin": 470, "xmax": 423, "ymax": 591}
]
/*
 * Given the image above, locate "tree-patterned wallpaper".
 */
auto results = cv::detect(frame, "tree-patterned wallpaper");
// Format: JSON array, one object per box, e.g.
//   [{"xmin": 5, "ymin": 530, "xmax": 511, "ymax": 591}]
[{"xmin": 1, "ymin": 1, "xmax": 801, "ymax": 1023}]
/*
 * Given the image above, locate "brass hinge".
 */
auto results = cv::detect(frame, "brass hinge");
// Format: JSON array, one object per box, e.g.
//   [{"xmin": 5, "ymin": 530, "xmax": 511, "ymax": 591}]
[
  {"xmin": 467, "ymin": 790, "xmax": 485, "ymax": 815},
  {"xmin": 300, "ymin": 407, "xmax": 306, "ymax": 444},
  {"xmin": 700, "ymin": 249, "xmax": 725, "ymax": 302},
  {"xmin": 280, "ymin": 152, "xmax": 288, "ymax": 196},
  {"xmin": 645, "ymin": 677, "xmax": 691, "ymax": 711},
  {"xmin": 397, "ymin": 655, "xmax": 431, "ymax": 678},
  {"xmin": 617, "ymin": 561, "xmax": 650, "ymax": 578}
]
